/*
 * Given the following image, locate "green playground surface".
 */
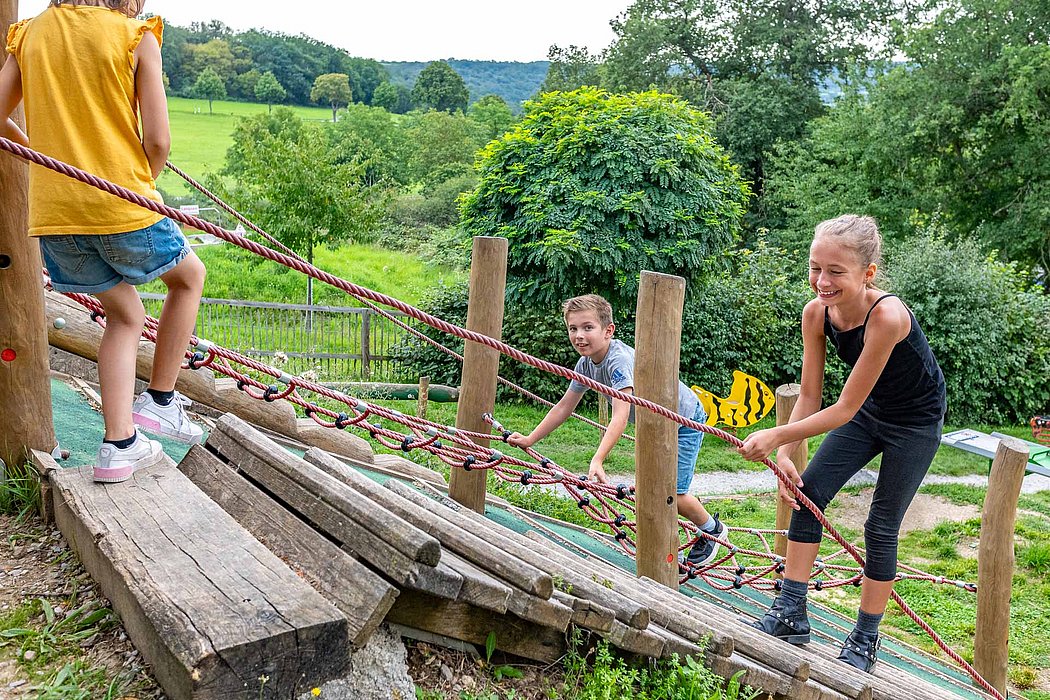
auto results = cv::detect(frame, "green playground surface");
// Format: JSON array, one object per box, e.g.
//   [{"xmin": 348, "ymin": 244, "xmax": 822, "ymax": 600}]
[{"xmin": 51, "ymin": 376, "xmax": 989, "ymax": 699}]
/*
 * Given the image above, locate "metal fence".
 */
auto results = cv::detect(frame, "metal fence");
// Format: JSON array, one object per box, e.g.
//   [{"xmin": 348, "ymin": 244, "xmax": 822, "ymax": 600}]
[{"xmin": 140, "ymin": 294, "xmax": 418, "ymax": 383}]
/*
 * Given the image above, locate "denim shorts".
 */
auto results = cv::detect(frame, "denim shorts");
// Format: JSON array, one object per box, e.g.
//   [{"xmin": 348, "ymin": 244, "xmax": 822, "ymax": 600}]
[
  {"xmin": 39, "ymin": 217, "xmax": 190, "ymax": 294},
  {"xmin": 676, "ymin": 402, "xmax": 707, "ymax": 494}
]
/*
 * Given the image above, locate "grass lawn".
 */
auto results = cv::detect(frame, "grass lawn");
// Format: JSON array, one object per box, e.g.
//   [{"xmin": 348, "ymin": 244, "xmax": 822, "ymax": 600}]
[{"xmin": 160, "ymin": 96, "xmax": 332, "ymax": 196}]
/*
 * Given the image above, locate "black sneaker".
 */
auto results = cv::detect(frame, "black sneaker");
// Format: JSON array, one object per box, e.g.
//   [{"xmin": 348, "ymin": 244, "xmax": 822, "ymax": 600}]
[
  {"xmin": 838, "ymin": 628, "xmax": 880, "ymax": 673},
  {"xmin": 750, "ymin": 595, "xmax": 812, "ymax": 645},
  {"xmin": 685, "ymin": 514, "xmax": 727, "ymax": 568}
]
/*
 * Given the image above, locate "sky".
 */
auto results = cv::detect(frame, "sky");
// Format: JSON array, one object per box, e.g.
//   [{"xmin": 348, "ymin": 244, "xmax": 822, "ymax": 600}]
[{"xmin": 15, "ymin": 1, "xmax": 634, "ymax": 62}]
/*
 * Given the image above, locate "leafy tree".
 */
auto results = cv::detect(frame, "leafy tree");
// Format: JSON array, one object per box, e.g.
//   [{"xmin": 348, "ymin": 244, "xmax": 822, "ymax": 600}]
[
  {"xmin": 540, "ymin": 45, "xmax": 603, "ymax": 93},
  {"xmin": 411, "ymin": 61, "xmax": 469, "ymax": 113},
  {"xmin": 254, "ymin": 71, "xmax": 287, "ymax": 113},
  {"xmin": 404, "ymin": 110, "xmax": 485, "ymax": 185},
  {"xmin": 183, "ymin": 38, "xmax": 237, "ymax": 89},
  {"xmin": 766, "ymin": 0, "xmax": 1050, "ymax": 271},
  {"xmin": 460, "ymin": 88, "xmax": 750, "ymax": 309},
  {"xmin": 311, "ymin": 73, "xmax": 353, "ymax": 122},
  {"xmin": 601, "ymin": 0, "xmax": 897, "ymax": 219},
  {"xmin": 329, "ymin": 103, "xmax": 412, "ymax": 186},
  {"xmin": 191, "ymin": 67, "xmax": 227, "ymax": 114},
  {"xmin": 372, "ymin": 81, "xmax": 413, "ymax": 114},
  {"xmin": 221, "ymin": 109, "xmax": 379, "ymax": 303},
  {"xmin": 340, "ymin": 57, "xmax": 388, "ymax": 105},
  {"xmin": 468, "ymin": 94, "xmax": 516, "ymax": 142},
  {"xmin": 231, "ymin": 68, "xmax": 262, "ymax": 100}
]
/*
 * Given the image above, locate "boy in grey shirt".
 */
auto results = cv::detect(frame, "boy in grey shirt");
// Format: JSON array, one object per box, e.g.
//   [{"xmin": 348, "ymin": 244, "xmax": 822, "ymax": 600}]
[{"xmin": 508, "ymin": 294, "xmax": 728, "ymax": 566}]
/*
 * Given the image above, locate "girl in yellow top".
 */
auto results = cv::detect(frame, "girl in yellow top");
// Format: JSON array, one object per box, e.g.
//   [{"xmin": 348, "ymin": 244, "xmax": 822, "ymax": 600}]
[{"xmin": 0, "ymin": 0, "xmax": 207, "ymax": 482}]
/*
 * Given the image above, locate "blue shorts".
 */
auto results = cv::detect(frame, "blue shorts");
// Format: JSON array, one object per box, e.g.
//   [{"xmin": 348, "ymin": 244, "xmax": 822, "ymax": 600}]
[
  {"xmin": 39, "ymin": 217, "xmax": 190, "ymax": 294},
  {"xmin": 677, "ymin": 402, "xmax": 707, "ymax": 494}
]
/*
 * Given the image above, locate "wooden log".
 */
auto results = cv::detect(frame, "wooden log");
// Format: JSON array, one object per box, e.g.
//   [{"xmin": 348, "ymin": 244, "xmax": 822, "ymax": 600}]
[
  {"xmin": 304, "ymin": 448, "xmax": 553, "ymax": 599},
  {"xmin": 601, "ymin": 619, "xmax": 666, "ymax": 658},
  {"xmin": 177, "ymin": 445, "xmax": 397, "ymax": 648},
  {"xmin": 774, "ymin": 383, "xmax": 807, "ymax": 562},
  {"xmin": 633, "ymin": 270, "xmax": 686, "ymax": 588},
  {"xmin": 404, "ymin": 485, "xmax": 652, "ymax": 629},
  {"xmin": 208, "ymin": 414, "xmax": 441, "ymax": 567},
  {"xmin": 646, "ymin": 622, "xmax": 703, "ymax": 660},
  {"xmin": 553, "ymin": 590, "xmax": 615, "ymax": 633},
  {"xmin": 386, "ymin": 589, "xmax": 565, "ymax": 664},
  {"xmin": 707, "ymin": 652, "xmax": 799, "ymax": 698},
  {"xmin": 440, "ymin": 550, "xmax": 513, "ymax": 613},
  {"xmin": 370, "ymin": 453, "xmax": 446, "ymax": 486},
  {"xmin": 976, "ymin": 435, "xmax": 1030, "ymax": 695},
  {"xmin": 28, "ymin": 449, "xmax": 60, "ymax": 525},
  {"xmin": 293, "ymin": 418, "xmax": 373, "ymax": 464},
  {"xmin": 50, "ymin": 461, "xmax": 349, "ymax": 699},
  {"xmin": 518, "ymin": 531, "xmax": 735, "ymax": 657},
  {"xmin": 0, "ymin": 21, "xmax": 56, "ymax": 469},
  {"xmin": 505, "ymin": 587, "xmax": 573, "ymax": 632},
  {"xmin": 806, "ymin": 640, "xmax": 948, "ymax": 700},
  {"xmin": 449, "ymin": 236, "xmax": 507, "ymax": 513},
  {"xmin": 636, "ymin": 576, "xmax": 810, "ymax": 681}
]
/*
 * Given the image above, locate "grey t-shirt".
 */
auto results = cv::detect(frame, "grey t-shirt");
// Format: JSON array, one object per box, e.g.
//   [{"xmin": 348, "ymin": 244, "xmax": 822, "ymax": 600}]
[{"xmin": 568, "ymin": 339, "xmax": 700, "ymax": 423}]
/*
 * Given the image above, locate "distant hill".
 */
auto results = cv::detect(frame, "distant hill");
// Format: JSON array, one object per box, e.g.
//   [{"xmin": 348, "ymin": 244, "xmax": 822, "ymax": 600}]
[{"xmin": 383, "ymin": 60, "xmax": 550, "ymax": 111}]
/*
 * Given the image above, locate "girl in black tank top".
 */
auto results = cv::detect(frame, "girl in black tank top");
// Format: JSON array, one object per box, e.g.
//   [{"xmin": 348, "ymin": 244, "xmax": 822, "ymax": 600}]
[{"xmin": 735, "ymin": 215, "xmax": 946, "ymax": 674}]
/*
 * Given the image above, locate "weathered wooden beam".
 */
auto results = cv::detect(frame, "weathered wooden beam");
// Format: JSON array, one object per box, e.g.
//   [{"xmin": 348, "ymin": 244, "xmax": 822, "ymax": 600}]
[
  {"xmin": 386, "ymin": 589, "xmax": 565, "ymax": 664},
  {"xmin": 207, "ymin": 415, "xmax": 440, "ymax": 567},
  {"xmin": 552, "ymin": 590, "xmax": 615, "ymax": 634},
  {"xmin": 774, "ymin": 383, "xmax": 807, "ymax": 562},
  {"xmin": 304, "ymin": 448, "xmax": 553, "ymax": 599},
  {"xmin": 50, "ymin": 461, "xmax": 349, "ymax": 700},
  {"xmin": 370, "ymin": 453, "xmax": 446, "ymax": 486},
  {"xmin": 388, "ymin": 481, "xmax": 653, "ymax": 630},
  {"xmin": 178, "ymin": 445, "xmax": 397, "ymax": 648}
]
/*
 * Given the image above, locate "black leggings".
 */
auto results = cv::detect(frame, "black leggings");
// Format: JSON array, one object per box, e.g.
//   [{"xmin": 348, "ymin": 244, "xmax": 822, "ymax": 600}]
[{"xmin": 789, "ymin": 408, "xmax": 943, "ymax": 581}]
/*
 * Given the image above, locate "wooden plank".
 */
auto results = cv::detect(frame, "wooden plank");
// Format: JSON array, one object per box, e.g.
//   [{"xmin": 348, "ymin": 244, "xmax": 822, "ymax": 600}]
[
  {"xmin": 386, "ymin": 588, "xmax": 565, "ymax": 664},
  {"xmin": 707, "ymin": 652, "xmax": 799, "ymax": 698},
  {"xmin": 50, "ymin": 462, "xmax": 349, "ymax": 700},
  {"xmin": 601, "ymin": 619, "xmax": 665, "ymax": 658},
  {"xmin": 440, "ymin": 550, "xmax": 512, "ymax": 613},
  {"xmin": 371, "ymin": 453, "xmax": 447, "ymax": 486},
  {"xmin": 553, "ymin": 591, "xmax": 615, "ymax": 633},
  {"xmin": 177, "ymin": 445, "xmax": 397, "ymax": 648},
  {"xmin": 303, "ymin": 448, "xmax": 553, "ymax": 599},
  {"xmin": 294, "ymin": 418, "xmax": 374, "ymax": 464},
  {"xmin": 208, "ymin": 414, "xmax": 441, "ymax": 567},
  {"xmin": 388, "ymin": 481, "xmax": 653, "ymax": 630},
  {"xmin": 505, "ymin": 588, "xmax": 573, "ymax": 632},
  {"xmin": 647, "ymin": 623, "xmax": 703, "ymax": 660},
  {"xmin": 517, "ymin": 531, "xmax": 734, "ymax": 656}
]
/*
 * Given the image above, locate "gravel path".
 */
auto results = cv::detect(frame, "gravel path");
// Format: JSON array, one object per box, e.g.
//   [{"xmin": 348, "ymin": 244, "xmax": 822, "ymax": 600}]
[{"xmin": 601, "ymin": 468, "xmax": 1050, "ymax": 496}]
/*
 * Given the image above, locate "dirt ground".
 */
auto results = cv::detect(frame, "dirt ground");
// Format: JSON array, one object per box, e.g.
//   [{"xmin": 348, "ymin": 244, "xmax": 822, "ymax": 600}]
[{"xmin": 828, "ymin": 490, "xmax": 981, "ymax": 535}]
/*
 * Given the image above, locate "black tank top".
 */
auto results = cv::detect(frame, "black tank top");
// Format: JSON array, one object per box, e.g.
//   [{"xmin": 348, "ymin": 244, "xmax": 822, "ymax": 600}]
[{"xmin": 824, "ymin": 294, "xmax": 946, "ymax": 424}]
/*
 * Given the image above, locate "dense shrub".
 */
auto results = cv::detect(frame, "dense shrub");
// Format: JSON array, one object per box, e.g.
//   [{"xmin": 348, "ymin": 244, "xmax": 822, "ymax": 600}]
[{"xmin": 887, "ymin": 224, "xmax": 1050, "ymax": 424}]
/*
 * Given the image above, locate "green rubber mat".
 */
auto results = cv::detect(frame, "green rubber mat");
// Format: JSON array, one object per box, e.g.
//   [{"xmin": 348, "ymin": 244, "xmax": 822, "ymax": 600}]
[{"xmin": 52, "ymin": 377, "xmax": 197, "ymax": 466}]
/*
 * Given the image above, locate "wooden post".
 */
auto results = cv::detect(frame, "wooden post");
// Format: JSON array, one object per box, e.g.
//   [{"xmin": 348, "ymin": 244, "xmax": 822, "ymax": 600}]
[
  {"xmin": 974, "ymin": 436, "xmax": 1028, "ymax": 695},
  {"xmin": 774, "ymin": 384, "xmax": 807, "ymax": 564},
  {"xmin": 0, "ymin": 0, "xmax": 57, "ymax": 475},
  {"xmin": 360, "ymin": 309, "xmax": 372, "ymax": 381},
  {"xmin": 417, "ymin": 375, "xmax": 430, "ymax": 419},
  {"xmin": 448, "ymin": 237, "xmax": 507, "ymax": 513},
  {"xmin": 597, "ymin": 393, "xmax": 609, "ymax": 427},
  {"xmin": 634, "ymin": 271, "xmax": 685, "ymax": 588}
]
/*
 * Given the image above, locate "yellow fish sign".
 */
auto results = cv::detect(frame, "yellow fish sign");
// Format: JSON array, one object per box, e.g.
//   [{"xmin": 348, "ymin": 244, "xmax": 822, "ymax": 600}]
[{"xmin": 691, "ymin": 370, "xmax": 775, "ymax": 428}]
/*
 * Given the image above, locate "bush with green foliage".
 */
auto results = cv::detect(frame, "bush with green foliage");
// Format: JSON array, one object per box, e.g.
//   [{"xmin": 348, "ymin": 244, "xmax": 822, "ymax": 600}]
[
  {"xmin": 460, "ymin": 88, "xmax": 750, "ymax": 312},
  {"xmin": 887, "ymin": 223, "xmax": 1050, "ymax": 424}
]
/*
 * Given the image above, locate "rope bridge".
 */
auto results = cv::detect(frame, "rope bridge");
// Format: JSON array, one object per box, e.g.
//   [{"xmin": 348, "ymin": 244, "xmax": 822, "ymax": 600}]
[{"xmin": 0, "ymin": 136, "xmax": 1004, "ymax": 699}]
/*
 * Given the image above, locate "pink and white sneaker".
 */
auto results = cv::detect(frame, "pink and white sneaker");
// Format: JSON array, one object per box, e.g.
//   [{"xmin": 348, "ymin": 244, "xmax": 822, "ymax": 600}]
[
  {"xmin": 94, "ymin": 431, "xmax": 164, "ymax": 483},
  {"xmin": 133, "ymin": 391, "xmax": 204, "ymax": 444}
]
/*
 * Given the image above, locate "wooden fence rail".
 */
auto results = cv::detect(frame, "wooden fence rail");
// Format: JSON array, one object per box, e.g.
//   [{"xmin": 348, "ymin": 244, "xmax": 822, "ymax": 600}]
[{"xmin": 140, "ymin": 293, "xmax": 418, "ymax": 383}]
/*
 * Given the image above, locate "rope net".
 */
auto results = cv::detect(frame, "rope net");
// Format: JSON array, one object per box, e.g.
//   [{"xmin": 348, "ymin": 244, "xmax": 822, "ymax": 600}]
[{"xmin": 0, "ymin": 137, "xmax": 1003, "ymax": 699}]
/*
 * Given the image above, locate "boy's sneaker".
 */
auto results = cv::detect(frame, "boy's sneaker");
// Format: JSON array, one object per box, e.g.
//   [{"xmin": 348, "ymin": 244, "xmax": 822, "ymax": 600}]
[
  {"xmin": 94, "ymin": 431, "xmax": 165, "ymax": 483},
  {"xmin": 685, "ymin": 514, "xmax": 728, "ymax": 568},
  {"xmin": 133, "ymin": 391, "xmax": 204, "ymax": 444}
]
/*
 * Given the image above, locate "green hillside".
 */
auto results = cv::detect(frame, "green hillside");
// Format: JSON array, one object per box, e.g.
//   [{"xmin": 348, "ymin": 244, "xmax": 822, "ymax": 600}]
[
  {"xmin": 159, "ymin": 96, "xmax": 331, "ymax": 195},
  {"xmin": 383, "ymin": 60, "xmax": 549, "ymax": 110}
]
